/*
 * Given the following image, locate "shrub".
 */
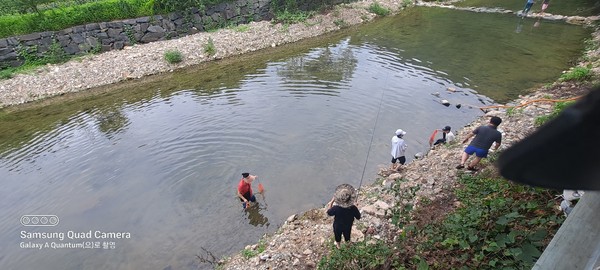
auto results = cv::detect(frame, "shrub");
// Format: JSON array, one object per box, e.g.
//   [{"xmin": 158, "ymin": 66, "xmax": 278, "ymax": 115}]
[
  {"xmin": 368, "ymin": 2, "xmax": 390, "ymax": 16},
  {"xmin": 203, "ymin": 37, "xmax": 215, "ymax": 56},
  {"xmin": 163, "ymin": 49, "xmax": 183, "ymax": 64}
]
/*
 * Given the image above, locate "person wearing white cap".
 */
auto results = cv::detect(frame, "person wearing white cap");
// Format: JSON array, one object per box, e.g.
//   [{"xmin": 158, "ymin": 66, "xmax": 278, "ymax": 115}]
[{"xmin": 390, "ymin": 129, "xmax": 408, "ymax": 171}]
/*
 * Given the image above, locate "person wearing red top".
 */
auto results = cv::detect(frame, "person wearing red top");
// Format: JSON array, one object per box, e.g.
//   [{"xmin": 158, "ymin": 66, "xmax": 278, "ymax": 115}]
[{"xmin": 237, "ymin": 172, "xmax": 257, "ymax": 209}]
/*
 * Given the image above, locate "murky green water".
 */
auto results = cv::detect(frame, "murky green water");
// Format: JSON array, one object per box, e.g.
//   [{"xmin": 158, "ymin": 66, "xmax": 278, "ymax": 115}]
[
  {"xmin": 0, "ymin": 7, "xmax": 591, "ymax": 270},
  {"xmin": 456, "ymin": 0, "xmax": 600, "ymax": 16}
]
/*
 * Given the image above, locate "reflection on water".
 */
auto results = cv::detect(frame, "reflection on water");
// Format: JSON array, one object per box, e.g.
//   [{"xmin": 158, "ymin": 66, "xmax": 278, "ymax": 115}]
[
  {"xmin": 245, "ymin": 201, "xmax": 270, "ymax": 227},
  {"xmin": 0, "ymin": 7, "xmax": 591, "ymax": 269}
]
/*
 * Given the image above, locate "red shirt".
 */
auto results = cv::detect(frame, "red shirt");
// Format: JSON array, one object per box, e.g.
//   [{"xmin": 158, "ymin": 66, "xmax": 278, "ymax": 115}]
[{"xmin": 238, "ymin": 178, "xmax": 252, "ymax": 198}]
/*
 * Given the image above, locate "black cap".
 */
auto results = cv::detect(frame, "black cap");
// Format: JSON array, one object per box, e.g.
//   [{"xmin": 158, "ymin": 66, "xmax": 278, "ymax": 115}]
[
  {"xmin": 443, "ymin": 126, "xmax": 451, "ymax": 131},
  {"xmin": 242, "ymin": 172, "xmax": 250, "ymax": 178}
]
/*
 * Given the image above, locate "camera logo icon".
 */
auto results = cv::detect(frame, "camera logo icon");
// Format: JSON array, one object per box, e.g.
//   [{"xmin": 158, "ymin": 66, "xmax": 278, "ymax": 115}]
[{"xmin": 21, "ymin": 215, "xmax": 59, "ymax": 226}]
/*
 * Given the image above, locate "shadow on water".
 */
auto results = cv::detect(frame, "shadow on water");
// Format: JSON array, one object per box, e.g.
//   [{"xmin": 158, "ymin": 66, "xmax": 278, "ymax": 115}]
[{"xmin": 0, "ymin": 6, "xmax": 593, "ymax": 270}]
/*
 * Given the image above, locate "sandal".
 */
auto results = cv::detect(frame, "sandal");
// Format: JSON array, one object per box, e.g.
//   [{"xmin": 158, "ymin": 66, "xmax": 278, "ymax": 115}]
[
  {"xmin": 456, "ymin": 164, "xmax": 465, "ymax": 169},
  {"xmin": 467, "ymin": 166, "xmax": 479, "ymax": 171}
]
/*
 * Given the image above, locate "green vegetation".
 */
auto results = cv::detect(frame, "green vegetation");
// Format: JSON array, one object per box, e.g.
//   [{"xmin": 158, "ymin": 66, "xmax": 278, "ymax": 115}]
[
  {"xmin": 0, "ymin": 0, "xmax": 235, "ymax": 38},
  {"xmin": 0, "ymin": 0, "xmax": 153, "ymax": 38},
  {"xmin": 319, "ymin": 170, "xmax": 564, "ymax": 269},
  {"xmin": 559, "ymin": 66, "xmax": 593, "ymax": 82},
  {"xmin": 240, "ymin": 240, "xmax": 266, "ymax": 259},
  {"xmin": 318, "ymin": 240, "xmax": 392, "ymax": 270},
  {"xmin": 163, "ymin": 49, "xmax": 183, "ymax": 64},
  {"xmin": 401, "ymin": 0, "xmax": 413, "ymax": 7},
  {"xmin": 534, "ymin": 101, "xmax": 574, "ymax": 127},
  {"xmin": 231, "ymin": 24, "xmax": 250, "ymax": 32},
  {"xmin": 333, "ymin": 18, "xmax": 348, "ymax": 28},
  {"xmin": 505, "ymin": 107, "xmax": 524, "ymax": 117},
  {"xmin": 203, "ymin": 37, "xmax": 216, "ymax": 56},
  {"xmin": 273, "ymin": 9, "xmax": 314, "ymax": 25},
  {"xmin": 367, "ymin": 2, "xmax": 390, "ymax": 16}
]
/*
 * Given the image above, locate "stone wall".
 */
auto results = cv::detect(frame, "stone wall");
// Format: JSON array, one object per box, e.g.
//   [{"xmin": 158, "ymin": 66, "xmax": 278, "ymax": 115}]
[{"xmin": 0, "ymin": 0, "xmax": 346, "ymax": 68}]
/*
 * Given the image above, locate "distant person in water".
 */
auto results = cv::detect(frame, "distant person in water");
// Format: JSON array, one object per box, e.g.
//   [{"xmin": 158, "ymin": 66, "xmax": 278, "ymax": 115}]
[
  {"xmin": 390, "ymin": 129, "xmax": 408, "ymax": 171},
  {"xmin": 327, "ymin": 184, "xmax": 361, "ymax": 249},
  {"xmin": 237, "ymin": 173, "xmax": 257, "ymax": 209},
  {"xmin": 522, "ymin": 0, "xmax": 535, "ymax": 16},
  {"xmin": 541, "ymin": 0, "xmax": 550, "ymax": 13}
]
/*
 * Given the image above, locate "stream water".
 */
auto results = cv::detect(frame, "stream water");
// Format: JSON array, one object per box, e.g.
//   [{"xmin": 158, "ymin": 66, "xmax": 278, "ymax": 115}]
[{"xmin": 0, "ymin": 6, "xmax": 591, "ymax": 269}]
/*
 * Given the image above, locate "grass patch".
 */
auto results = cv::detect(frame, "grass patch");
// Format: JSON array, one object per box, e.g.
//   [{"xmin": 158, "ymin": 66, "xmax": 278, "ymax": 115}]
[
  {"xmin": 318, "ymin": 240, "xmax": 392, "ymax": 270},
  {"xmin": 232, "ymin": 24, "xmax": 250, "ymax": 32},
  {"xmin": 273, "ymin": 9, "xmax": 314, "ymax": 25},
  {"xmin": 333, "ymin": 18, "xmax": 348, "ymax": 28},
  {"xmin": 534, "ymin": 101, "xmax": 574, "ymax": 127},
  {"xmin": 559, "ymin": 66, "xmax": 593, "ymax": 82},
  {"xmin": 240, "ymin": 240, "xmax": 266, "ymax": 259},
  {"xmin": 367, "ymin": 2, "xmax": 390, "ymax": 16},
  {"xmin": 163, "ymin": 49, "xmax": 183, "ymax": 64}
]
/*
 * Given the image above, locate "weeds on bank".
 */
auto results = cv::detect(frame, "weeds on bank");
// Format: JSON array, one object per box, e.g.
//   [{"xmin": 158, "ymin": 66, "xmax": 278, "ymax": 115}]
[
  {"xmin": 368, "ymin": 2, "xmax": 390, "ymax": 16},
  {"xmin": 163, "ymin": 49, "xmax": 183, "ymax": 64},
  {"xmin": 401, "ymin": 0, "xmax": 414, "ymax": 7},
  {"xmin": 232, "ymin": 24, "xmax": 250, "ymax": 32},
  {"xmin": 320, "ymin": 169, "xmax": 564, "ymax": 269},
  {"xmin": 559, "ymin": 66, "xmax": 593, "ymax": 82},
  {"xmin": 203, "ymin": 37, "xmax": 216, "ymax": 56},
  {"xmin": 333, "ymin": 19, "xmax": 348, "ymax": 28},
  {"xmin": 534, "ymin": 101, "xmax": 574, "ymax": 127},
  {"xmin": 240, "ymin": 240, "xmax": 266, "ymax": 259},
  {"xmin": 390, "ymin": 172, "xmax": 564, "ymax": 269},
  {"xmin": 273, "ymin": 9, "xmax": 314, "ymax": 25},
  {"xmin": 318, "ymin": 240, "xmax": 392, "ymax": 270},
  {"xmin": 505, "ymin": 107, "xmax": 524, "ymax": 117},
  {"xmin": 1, "ymin": 39, "xmax": 72, "ymax": 80}
]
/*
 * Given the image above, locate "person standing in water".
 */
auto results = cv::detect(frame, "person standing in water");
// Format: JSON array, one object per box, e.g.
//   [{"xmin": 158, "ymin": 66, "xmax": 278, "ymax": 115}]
[
  {"xmin": 237, "ymin": 172, "xmax": 257, "ymax": 209},
  {"xmin": 541, "ymin": 0, "xmax": 550, "ymax": 13},
  {"xmin": 522, "ymin": 0, "xmax": 535, "ymax": 16}
]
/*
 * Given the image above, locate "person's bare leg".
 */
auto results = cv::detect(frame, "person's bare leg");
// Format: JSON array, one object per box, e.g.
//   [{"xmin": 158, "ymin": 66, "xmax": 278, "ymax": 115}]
[
  {"xmin": 469, "ymin": 156, "xmax": 483, "ymax": 168},
  {"xmin": 460, "ymin": 152, "xmax": 470, "ymax": 165}
]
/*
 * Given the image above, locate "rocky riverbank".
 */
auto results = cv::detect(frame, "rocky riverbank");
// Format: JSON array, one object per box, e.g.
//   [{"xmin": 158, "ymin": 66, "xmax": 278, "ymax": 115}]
[{"xmin": 0, "ymin": 0, "xmax": 598, "ymax": 269}]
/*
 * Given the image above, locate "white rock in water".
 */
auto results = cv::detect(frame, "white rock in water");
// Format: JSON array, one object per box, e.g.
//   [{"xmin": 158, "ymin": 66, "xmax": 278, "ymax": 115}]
[
  {"xmin": 441, "ymin": 100, "xmax": 450, "ymax": 106},
  {"xmin": 414, "ymin": 152, "xmax": 423, "ymax": 159}
]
